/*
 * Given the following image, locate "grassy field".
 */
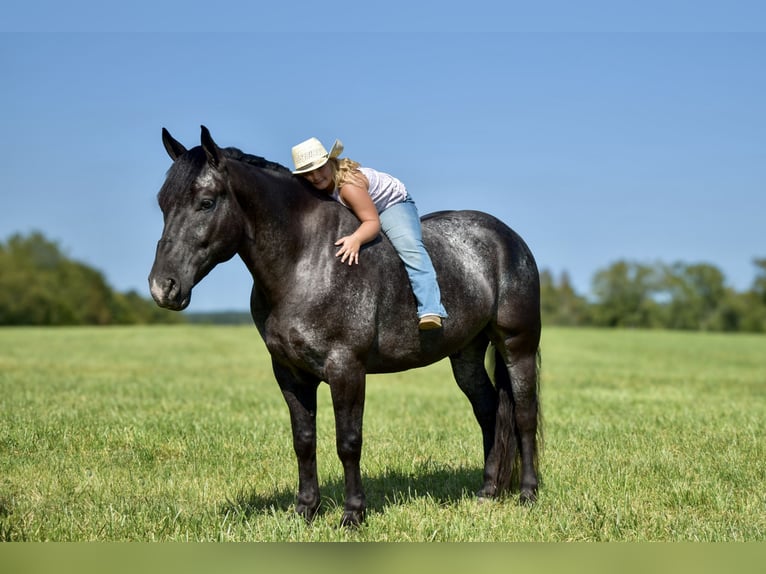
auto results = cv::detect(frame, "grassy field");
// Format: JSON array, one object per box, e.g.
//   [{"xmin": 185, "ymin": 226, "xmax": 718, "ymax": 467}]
[{"xmin": 0, "ymin": 325, "xmax": 764, "ymax": 541}]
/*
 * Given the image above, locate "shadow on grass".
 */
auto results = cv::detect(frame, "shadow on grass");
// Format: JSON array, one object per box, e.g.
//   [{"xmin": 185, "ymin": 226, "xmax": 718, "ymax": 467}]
[{"xmin": 222, "ymin": 464, "xmax": 484, "ymax": 520}]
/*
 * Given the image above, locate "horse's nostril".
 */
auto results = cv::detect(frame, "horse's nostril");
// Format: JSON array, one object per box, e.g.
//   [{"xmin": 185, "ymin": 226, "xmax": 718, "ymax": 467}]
[
  {"xmin": 164, "ymin": 277, "xmax": 179, "ymax": 299},
  {"xmin": 150, "ymin": 275, "xmax": 179, "ymax": 305}
]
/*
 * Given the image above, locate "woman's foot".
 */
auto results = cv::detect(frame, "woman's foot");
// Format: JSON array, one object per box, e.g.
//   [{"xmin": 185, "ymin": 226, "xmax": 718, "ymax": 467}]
[{"xmin": 418, "ymin": 315, "xmax": 442, "ymax": 330}]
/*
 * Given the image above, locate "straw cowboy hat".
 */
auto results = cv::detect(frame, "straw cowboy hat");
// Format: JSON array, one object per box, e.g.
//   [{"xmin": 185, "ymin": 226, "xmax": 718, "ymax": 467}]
[{"xmin": 291, "ymin": 137, "xmax": 344, "ymax": 174}]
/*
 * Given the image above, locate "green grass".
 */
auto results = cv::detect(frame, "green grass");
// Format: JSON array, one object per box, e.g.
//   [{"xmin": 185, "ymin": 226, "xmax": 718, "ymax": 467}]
[{"xmin": 0, "ymin": 326, "xmax": 764, "ymax": 541}]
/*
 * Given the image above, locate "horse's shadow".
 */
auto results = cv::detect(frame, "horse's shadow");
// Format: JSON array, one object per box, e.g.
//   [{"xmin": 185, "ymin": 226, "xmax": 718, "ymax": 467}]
[{"xmin": 222, "ymin": 464, "xmax": 484, "ymax": 520}]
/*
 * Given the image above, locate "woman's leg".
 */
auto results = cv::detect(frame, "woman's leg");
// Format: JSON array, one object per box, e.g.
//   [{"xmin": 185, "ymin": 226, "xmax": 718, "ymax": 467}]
[{"xmin": 379, "ymin": 197, "xmax": 447, "ymax": 319}]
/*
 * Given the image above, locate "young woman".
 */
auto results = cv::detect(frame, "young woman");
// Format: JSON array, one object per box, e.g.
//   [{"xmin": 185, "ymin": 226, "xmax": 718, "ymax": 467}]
[{"xmin": 291, "ymin": 137, "xmax": 447, "ymax": 330}]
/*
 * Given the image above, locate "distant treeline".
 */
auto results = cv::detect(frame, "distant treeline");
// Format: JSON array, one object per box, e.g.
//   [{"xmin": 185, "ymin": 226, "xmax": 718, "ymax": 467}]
[
  {"xmin": 2, "ymin": 231, "xmax": 766, "ymax": 331},
  {"xmin": 0, "ymin": 232, "xmax": 183, "ymax": 326},
  {"xmin": 542, "ymin": 259, "xmax": 766, "ymax": 332}
]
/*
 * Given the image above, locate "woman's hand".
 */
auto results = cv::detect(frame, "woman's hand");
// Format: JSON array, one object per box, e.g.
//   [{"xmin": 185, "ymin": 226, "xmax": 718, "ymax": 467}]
[
  {"xmin": 335, "ymin": 234, "xmax": 363, "ymax": 265},
  {"xmin": 335, "ymin": 173, "xmax": 381, "ymax": 265}
]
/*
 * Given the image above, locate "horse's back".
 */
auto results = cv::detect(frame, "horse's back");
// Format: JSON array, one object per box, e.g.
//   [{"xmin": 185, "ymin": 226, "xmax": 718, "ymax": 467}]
[
  {"xmin": 422, "ymin": 209, "xmax": 539, "ymax": 296},
  {"xmin": 422, "ymin": 210, "xmax": 534, "ymax": 260},
  {"xmin": 366, "ymin": 209, "xmax": 540, "ymax": 372}
]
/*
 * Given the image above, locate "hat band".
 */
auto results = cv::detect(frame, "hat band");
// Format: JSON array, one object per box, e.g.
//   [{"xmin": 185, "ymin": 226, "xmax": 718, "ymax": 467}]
[{"xmin": 296, "ymin": 156, "xmax": 328, "ymax": 172}]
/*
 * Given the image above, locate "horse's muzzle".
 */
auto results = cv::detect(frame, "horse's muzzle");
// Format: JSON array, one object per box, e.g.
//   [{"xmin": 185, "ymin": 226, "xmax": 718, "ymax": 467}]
[{"xmin": 149, "ymin": 275, "xmax": 190, "ymax": 311}]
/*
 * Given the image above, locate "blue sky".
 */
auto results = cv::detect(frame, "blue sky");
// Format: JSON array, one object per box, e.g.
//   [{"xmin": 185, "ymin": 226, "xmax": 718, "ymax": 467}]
[{"xmin": 2, "ymin": 3, "xmax": 765, "ymax": 312}]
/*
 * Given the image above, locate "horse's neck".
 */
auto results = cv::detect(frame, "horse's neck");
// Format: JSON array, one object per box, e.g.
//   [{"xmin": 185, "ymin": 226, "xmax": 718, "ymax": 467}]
[{"xmin": 230, "ymin": 161, "xmax": 336, "ymax": 297}]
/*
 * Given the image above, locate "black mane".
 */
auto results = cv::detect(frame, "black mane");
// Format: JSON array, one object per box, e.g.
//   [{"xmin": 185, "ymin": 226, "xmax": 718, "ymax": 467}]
[
  {"xmin": 222, "ymin": 147, "xmax": 292, "ymax": 176},
  {"xmin": 159, "ymin": 146, "xmax": 294, "ymax": 206}
]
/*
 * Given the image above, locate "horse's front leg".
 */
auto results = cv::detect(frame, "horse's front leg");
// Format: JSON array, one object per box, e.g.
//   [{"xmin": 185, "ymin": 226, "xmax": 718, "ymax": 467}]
[
  {"xmin": 273, "ymin": 360, "xmax": 321, "ymax": 521},
  {"xmin": 326, "ymin": 357, "xmax": 367, "ymax": 527}
]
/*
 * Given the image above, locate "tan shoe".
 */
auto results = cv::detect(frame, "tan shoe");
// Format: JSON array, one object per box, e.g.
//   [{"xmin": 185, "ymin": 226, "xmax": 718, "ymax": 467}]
[{"xmin": 418, "ymin": 315, "xmax": 442, "ymax": 330}]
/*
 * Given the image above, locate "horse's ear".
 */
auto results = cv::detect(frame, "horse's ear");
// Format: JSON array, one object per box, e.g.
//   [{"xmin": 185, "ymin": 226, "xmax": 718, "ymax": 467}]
[
  {"xmin": 162, "ymin": 128, "xmax": 188, "ymax": 161},
  {"xmin": 200, "ymin": 125, "xmax": 224, "ymax": 169}
]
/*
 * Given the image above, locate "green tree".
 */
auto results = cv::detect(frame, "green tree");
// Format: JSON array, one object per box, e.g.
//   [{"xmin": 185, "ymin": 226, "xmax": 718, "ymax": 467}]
[
  {"xmin": 752, "ymin": 258, "xmax": 766, "ymax": 305},
  {"xmin": 705, "ymin": 290, "xmax": 764, "ymax": 333},
  {"xmin": 540, "ymin": 268, "xmax": 590, "ymax": 326},
  {"xmin": 718, "ymin": 258, "xmax": 766, "ymax": 332},
  {"xmin": 658, "ymin": 262, "xmax": 727, "ymax": 330},
  {"xmin": 0, "ymin": 231, "xmax": 183, "ymax": 326},
  {"xmin": 590, "ymin": 260, "xmax": 661, "ymax": 328}
]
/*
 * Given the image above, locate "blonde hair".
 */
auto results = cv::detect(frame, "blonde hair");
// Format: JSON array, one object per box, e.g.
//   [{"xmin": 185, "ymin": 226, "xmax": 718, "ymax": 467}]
[{"xmin": 328, "ymin": 157, "xmax": 365, "ymax": 189}]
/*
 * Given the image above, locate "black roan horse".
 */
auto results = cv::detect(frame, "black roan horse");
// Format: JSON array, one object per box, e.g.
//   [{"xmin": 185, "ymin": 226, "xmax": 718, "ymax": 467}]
[{"xmin": 149, "ymin": 126, "xmax": 542, "ymax": 526}]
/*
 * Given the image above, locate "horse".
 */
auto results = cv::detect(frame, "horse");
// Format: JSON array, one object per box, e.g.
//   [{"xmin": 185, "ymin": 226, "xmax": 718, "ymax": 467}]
[{"xmin": 149, "ymin": 126, "xmax": 542, "ymax": 526}]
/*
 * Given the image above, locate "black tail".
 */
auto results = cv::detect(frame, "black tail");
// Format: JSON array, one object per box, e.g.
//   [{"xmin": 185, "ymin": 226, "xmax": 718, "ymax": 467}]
[
  {"xmin": 489, "ymin": 346, "xmax": 519, "ymax": 493},
  {"xmin": 487, "ymin": 345, "xmax": 542, "ymax": 495}
]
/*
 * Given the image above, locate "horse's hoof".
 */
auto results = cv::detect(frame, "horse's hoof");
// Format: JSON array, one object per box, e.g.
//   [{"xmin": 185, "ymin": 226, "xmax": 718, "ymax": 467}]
[
  {"xmin": 340, "ymin": 509, "xmax": 365, "ymax": 528},
  {"xmin": 295, "ymin": 502, "xmax": 319, "ymax": 522},
  {"xmin": 519, "ymin": 489, "xmax": 537, "ymax": 506},
  {"xmin": 476, "ymin": 484, "xmax": 498, "ymax": 501}
]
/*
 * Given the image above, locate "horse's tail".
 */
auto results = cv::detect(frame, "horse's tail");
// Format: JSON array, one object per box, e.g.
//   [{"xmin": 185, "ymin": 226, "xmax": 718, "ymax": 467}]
[
  {"xmin": 488, "ymin": 346, "xmax": 518, "ymax": 492},
  {"xmin": 487, "ymin": 345, "xmax": 542, "ymax": 494}
]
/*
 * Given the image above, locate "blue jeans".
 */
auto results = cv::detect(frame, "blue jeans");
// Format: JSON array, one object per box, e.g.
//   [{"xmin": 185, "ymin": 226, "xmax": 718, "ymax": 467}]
[{"xmin": 379, "ymin": 196, "xmax": 448, "ymax": 318}]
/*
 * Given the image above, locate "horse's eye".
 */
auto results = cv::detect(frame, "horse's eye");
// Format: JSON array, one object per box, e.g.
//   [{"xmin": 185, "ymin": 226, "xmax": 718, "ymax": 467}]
[{"xmin": 199, "ymin": 198, "xmax": 216, "ymax": 211}]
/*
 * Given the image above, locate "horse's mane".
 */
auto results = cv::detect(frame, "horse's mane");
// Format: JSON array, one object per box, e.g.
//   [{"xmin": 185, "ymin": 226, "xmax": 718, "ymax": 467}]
[
  {"xmin": 159, "ymin": 144, "xmax": 308, "ymax": 209},
  {"xmin": 224, "ymin": 146, "xmax": 333, "ymax": 202},
  {"xmin": 222, "ymin": 147, "xmax": 293, "ymax": 177}
]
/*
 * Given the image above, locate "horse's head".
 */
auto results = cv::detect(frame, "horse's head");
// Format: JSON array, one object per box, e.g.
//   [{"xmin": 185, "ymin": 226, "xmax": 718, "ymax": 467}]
[{"xmin": 149, "ymin": 126, "xmax": 245, "ymax": 310}]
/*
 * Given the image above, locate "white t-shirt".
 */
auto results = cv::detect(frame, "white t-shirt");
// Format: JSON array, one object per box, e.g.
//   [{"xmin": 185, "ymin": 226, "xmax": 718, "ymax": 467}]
[{"xmin": 332, "ymin": 166, "xmax": 407, "ymax": 214}]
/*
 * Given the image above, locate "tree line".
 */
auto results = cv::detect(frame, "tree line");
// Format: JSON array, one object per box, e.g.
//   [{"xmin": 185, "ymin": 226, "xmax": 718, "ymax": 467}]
[
  {"xmin": 0, "ymin": 232, "xmax": 183, "ymax": 325},
  {"xmin": 2, "ymin": 231, "xmax": 765, "ymax": 331},
  {"xmin": 542, "ymin": 259, "xmax": 766, "ymax": 332}
]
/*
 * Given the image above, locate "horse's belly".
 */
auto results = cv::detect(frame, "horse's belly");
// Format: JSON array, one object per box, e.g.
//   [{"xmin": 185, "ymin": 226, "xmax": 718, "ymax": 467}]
[{"xmin": 365, "ymin": 327, "xmax": 479, "ymax": 374}]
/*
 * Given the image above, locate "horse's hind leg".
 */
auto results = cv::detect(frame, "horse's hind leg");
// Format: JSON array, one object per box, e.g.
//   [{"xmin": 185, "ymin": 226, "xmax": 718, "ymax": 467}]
[
  {"xmin": 449, "ymin": 336, "xmax": 502, "ymax": 498},
  {"xmin": 499, "ymin": 341, "xmax": 540, "ymax": 503}
]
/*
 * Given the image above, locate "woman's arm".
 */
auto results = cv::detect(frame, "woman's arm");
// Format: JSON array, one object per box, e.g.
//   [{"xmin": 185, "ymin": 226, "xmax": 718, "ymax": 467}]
[{"xmin": 335, "ymin": 177, "xmax": 381, "ymax": 265}]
